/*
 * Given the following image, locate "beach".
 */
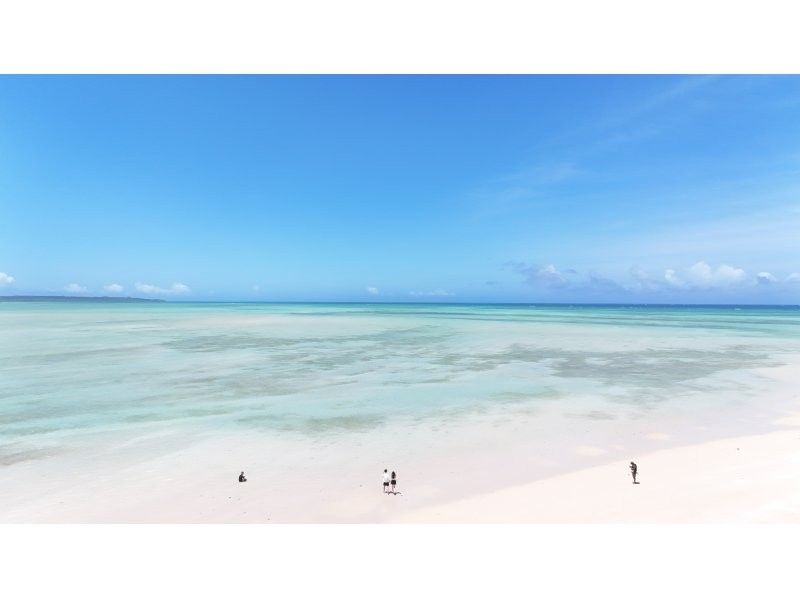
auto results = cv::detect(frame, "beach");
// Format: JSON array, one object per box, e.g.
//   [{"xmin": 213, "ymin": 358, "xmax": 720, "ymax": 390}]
[
  {"xmin": 2, "ymin": 302, "xmax": 800, "ymax": 523},
  {"xmin": 397, "ymin": 424, "xmax": 800, "ymax": 523},
  {"xmin": 3, "ymin": 405, "xmax": 800, "ymax": 524}
]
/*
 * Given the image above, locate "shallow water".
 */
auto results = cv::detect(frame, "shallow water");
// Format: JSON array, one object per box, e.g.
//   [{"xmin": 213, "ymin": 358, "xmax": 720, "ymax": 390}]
[{"xmin": 2, "ymin": 302, "xmax": 799, "ymax": 464}]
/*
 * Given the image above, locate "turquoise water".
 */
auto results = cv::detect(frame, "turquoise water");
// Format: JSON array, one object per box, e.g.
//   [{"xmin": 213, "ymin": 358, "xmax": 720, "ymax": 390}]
[{"xmin": 2, "ymin": 302, "xmax": 800, "ymax": 463}]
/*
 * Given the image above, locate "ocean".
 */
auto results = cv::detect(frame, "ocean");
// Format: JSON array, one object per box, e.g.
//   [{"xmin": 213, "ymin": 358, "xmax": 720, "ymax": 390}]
[{"xmin": 2, "ymin": 302, "xmax": 800, "ymax": 466}]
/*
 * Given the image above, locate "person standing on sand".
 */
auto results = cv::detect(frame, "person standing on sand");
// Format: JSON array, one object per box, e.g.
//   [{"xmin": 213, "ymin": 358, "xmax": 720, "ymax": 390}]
[
  {"xmin": 630, "ymin": 461, "xmax": 638, "ymax": 484},
  {"xmin": 383, "ymin": 469, "xmax": 390, "ymax": 493},
  {"xmin": 390, "ymin": 471, "xmax": 397, "ymax": 494}
]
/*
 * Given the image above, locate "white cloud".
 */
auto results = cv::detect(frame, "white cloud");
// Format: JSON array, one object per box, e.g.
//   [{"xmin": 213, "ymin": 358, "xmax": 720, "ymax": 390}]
[
  {"xmin": 586, "ymin": 273, "xmax": 624, "ymax": 292},
  {"xmin": 409, "ymin": 289, "xmax": 453, "ymax": 297},
  {"xmin": 64, "ymin": 283, "xmax": 87, "ymax": 293},
  {"xmin": 134, "ymin": 282, "xmax": 191, "ymax": 295},
  {"xmin": 756, "ymin": 272, "xmax": 778, "ymax": 285},
  {"xmin": 512, "ymin": 259, "xmax": 800, "ymax": 297},
  {"xmin": 0, "ymin": 272, "xmax": 14, "ymax": 285},
  {"xmin": 664, "ymin": 261, "xmax": 747, "ymax": 289},
  {"xmin": 103, "ymin": 283, "xmax": 124, "ymax": 293},
  {"xmin": 663, "ymin": 268, "xmax": 683, "ymax": 287},
  {"xmin": 627, "ymin": 266, "xmax": 661, "ymax": 291},
  {"xmin": 702, "ymin": 263, "xmax": 746, "ymax": 286},
  {"xmin": 535, "ymin": 264, "xmax": 567, "ymax": 286},
  {"xmin": 513, "ymin": 262, "xmax": 573, "ymax": 288},
  {"xmin": 171, "ymin": 283, "xmax": 190, "ymax": 294},
  {"xmin": 366, "ymin": 286, "xmax": 380, "ymax": 296}
]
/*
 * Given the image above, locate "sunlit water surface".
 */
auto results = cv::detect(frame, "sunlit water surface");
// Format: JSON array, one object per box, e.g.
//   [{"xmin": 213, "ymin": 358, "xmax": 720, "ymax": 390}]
[{"xmin": 2, "ymin": 302, "xmax": 800, "ymax": 466}]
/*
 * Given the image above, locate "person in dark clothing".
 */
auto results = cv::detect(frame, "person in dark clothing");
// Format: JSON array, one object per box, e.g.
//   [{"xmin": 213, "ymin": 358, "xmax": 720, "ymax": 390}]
[
  {"xmin": 239, "ymin": 471, "xmax": 247, "ymax": 483},
  {"xmin": 383, "ymin": 469, "xmax": 390, "ymax": 493},
  {"xmin": 630, "ymin": 461, "xmax": 638, "ymax": 484},
  {"xmin": 390, "ymin": 471, "xmax": 397, "ymax": 494}
]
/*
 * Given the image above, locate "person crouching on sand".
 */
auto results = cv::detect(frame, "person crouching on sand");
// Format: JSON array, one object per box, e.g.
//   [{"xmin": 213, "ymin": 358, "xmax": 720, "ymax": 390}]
[
  {"xmin": 239, "ymin": 471, "xmax": 247, "ymax": 483},
  {"xmin": 630, "ymin": 461, "xmax": 638, "ymax": 484},
  {"xmin": 391, "ymin": 471, "xmax": 397, "ymax": 494},
  {"xmin": 383, "ymin": 469, "xmax": 390, "ymax": 493}
]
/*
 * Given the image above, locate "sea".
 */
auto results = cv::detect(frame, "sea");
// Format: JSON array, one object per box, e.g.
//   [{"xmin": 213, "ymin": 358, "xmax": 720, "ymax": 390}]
[{"xmin": 2, "ymin": 302, "xmax": 800, "ymax": 467}]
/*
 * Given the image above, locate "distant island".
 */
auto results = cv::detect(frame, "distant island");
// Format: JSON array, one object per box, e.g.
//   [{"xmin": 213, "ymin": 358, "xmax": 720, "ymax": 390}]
[{"xmin": 0, "ymin": 296, "xmax": 165, "ymax": 303}]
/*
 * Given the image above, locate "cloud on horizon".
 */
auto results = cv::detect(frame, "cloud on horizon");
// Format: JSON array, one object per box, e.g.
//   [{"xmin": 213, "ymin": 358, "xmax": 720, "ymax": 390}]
[
  {"xmin": 663, "ymin": 261, "xmax": 747, "ymax": 289},
  {"xmin": 64, "ymin": 282, "xmax": 87, "ymax": 293},
  {"xmin": 512, "ymin": 260, "xmax": 800, "ymax": 298},
  {"xmin": 103, "ymin": 283, "xmax": 124, "ymax": 293},
  {"xmin": 134, "ymin": 282, "xmax": 191, "ymax": 295},
  {"xmin": 0, "ymin": 272, "xmax": 14, "ymax": 285},
  {"xmin": 409, "ymin": 289, "xmax": 453, "ymax": 297},
  {"xmin": 509, "ymin": 263, "xmax": 580, "ymax": 289},
  {"xmin": 756, "ymin": 272, "xmax": 778, "ymax": 285}
]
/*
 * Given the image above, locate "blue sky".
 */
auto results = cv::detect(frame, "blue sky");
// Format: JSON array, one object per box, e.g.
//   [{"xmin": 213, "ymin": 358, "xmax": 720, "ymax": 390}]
[{"xmin": 1, "ymin": 75, "xmax": 800, "ymax": 303}]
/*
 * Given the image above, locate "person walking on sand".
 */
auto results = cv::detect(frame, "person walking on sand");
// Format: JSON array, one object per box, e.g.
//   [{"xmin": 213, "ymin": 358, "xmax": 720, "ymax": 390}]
[
  {"xmin": 383, "ymin": 469, "xmax": 390, "ymax": 493},
  {"xmin": 390, "ymin": 470, "xmax": 397, "ymax": 494},
  {"xmin": 630, "ymin": 461, "xmax": 638, "ymax": 484}
]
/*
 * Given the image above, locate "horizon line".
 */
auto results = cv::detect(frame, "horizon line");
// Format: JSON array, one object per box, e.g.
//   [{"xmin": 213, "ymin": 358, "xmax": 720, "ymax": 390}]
[{"xmin": 2, "ymin": 295, "xmax": 799, "ymax": 308}]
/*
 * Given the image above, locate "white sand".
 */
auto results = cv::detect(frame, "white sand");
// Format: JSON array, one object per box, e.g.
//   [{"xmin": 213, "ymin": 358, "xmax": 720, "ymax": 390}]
[
  {"xmin": 4, "ymin": 418, "xmax": 800, "ymax": 523},
  {"xmin": 395, "ymin": 424, "xmax": 800, "ymax": 523}
]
